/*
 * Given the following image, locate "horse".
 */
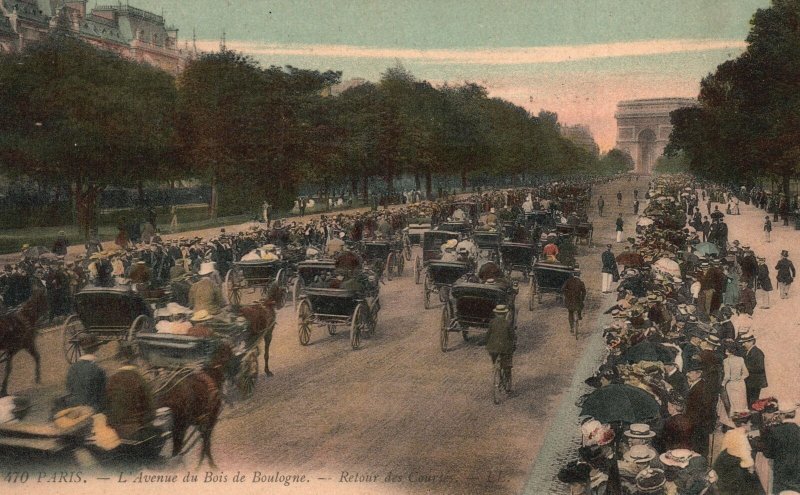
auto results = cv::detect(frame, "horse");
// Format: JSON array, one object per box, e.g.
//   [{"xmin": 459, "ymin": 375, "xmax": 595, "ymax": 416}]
[
  {"xmin": 0, "ymin": 287, "xmax": 47, "ymax": 397},
  {"xmin": 156, "ymin": 341, "xmax": 233, "ymax": 469},
  {"xmin": 237, "ymin": 296, "xmax": 277, "ymax": 375}
]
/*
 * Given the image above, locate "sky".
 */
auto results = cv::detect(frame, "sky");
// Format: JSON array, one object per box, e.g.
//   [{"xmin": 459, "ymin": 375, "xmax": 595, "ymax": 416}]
[{"xmin": 128, "ymin": 0, "xmax": 770, "ymax": 151}]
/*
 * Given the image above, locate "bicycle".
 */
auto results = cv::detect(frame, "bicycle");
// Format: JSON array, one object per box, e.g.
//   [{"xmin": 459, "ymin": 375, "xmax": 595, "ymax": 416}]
[{"xmin": 492, "ymin": 358, "xmax": 512, "ymax": 405}]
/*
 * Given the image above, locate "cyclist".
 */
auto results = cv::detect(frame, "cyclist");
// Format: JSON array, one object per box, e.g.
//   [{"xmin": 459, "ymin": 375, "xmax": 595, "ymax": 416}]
[{"xmin": 486, "ymin": 304, "xmax": 516, "ymax": 395}]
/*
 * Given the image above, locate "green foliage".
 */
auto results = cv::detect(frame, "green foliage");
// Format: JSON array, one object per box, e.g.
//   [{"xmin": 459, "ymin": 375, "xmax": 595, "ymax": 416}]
[
  {"xmin": 667, "ymin": 0, "xmax": 800, "ymax": 192},
  {"xmin": 597, "ymin": 149, "xmax": 635, "ymax": 175},
  {"xmin": 654, "ymin": 152, "xmax": 690, "ymax": 174}
]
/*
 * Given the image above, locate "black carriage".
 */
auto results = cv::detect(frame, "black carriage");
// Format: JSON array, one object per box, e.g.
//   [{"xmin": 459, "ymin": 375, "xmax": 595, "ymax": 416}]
[
  {"xmin": 361, "ymin": 240, "xmax": 404, "ymax": 280},
  {"xmin": 296, "ymin": 281, "xmax": 380, "ymax": 350},
  {"xmin": 402, "ymin": 220, "xmax": 431, "ymax": 261},
  {"xmin": 292, "ymin": 259, "xmax": 337, "ymax": 306},
  {"xmin": 530, "ymin": 261, "xmax": 580, "ymax": 310},
  {"xmin": 62, "ymin": 287, "xmax": 154, "ymax": 363},
  {"xmin": 500, "ymin": 242, "xmax": 537, "ymax": 279},
  {"xmin": 423, "ymin": 261, "xmax": 471, "ymax": 309},
  {"xmin": 448, "ymin": 201, "xmax": 481, "ymax": 226},
  {"xmin": 413, "ymin": 230, "xmax": 461, "ymax": 284},
  {"xmin": 440, "ymin": 281, "xmax": 517, "ymax": 352},
  {"xmin": 437, "ymin": 221, "xmax": 472, "ymax": 236},
  {"xmin": 137, "ymin": 317, "xmax": 263, "ymax": 400},
  {"xmin": 523, "ymin": 210, "xmax": 555, "ymax": 229},
  {"xmin": 225, "ymin": 260, "xmax": 288, "ymax": 308},
  {"xmin": 472, "ymin": 231, "xmax": 502, "ymax": 262},
  {"xmin": 575, "ymin": 222, "xmax": 594, "ymax": 246}
]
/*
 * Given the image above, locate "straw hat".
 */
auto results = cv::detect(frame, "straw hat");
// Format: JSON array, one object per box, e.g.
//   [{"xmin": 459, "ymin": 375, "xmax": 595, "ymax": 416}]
[
  {"xmin": 198, "ymin": 261, "xmax": 216, "ymax": 276},
  {"xmin": 190, "ymin": 310, "xmax": 213, "ymax": 322}
]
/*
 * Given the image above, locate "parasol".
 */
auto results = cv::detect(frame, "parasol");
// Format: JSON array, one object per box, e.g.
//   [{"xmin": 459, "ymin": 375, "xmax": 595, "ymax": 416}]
[
  {"xmin": 622, "ymin": 341, "xmax": 677, "ymax": 364},
  {"xmin": 693, "ymin": 242, "xmax": 720, "ymax": 257},
  {"xmin": 579, "ymin": 383, "xmax": 661, "ymax": 424},
  {"xmin": 636, "ymin": 217, "xmax": 654, "ymax": 227},
  {"xmin": 653, "ymin": 258, "xmax": 681, "ymax": 277}
]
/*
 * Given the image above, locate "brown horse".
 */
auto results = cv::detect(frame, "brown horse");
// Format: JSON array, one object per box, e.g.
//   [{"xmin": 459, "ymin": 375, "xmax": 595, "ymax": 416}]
[
  {"xmin": 0, "ymin": 287, "xmax": 47, "ymax": 397},
  {"xmin": 238, "ymin": 297, "xmax": 277, "ymax": 375},
  {"xmin": 156, "ymin": 342, "xmax": 233, "ymax": 469}
]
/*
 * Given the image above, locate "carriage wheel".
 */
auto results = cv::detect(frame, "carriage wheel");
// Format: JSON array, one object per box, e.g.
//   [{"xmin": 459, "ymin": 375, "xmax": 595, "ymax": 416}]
[
  {"xmin": 403, "ymin": 236, "xmax": 412, "ymax": 261},
  {"xmin": 423, "ymin": 275, "xmax": 432, "ymax": 309},
  {"xmin": 413, "ymin": 255, "xmax": 422, "ymax": 285},
  {"xmin": 128, "ymin": 314, "xmax": 153, "ymax": 343},
  {"xmin": 351, "ymin": 304, "xmax": 368, "ymax": 350},
  {"xmin": 327, "ymin": 323, "xmax": 337, "ymax": 336},
  {"xmin": 396, "ymin": 253, "xmax": 405, "ymax": 277},
  {"xmin": 297, "ymin": 299, "xmax": 312, "ymax": 346},
  {"xmin": 385, "ymin": 253, "xmax": 395, "ymax": 281},
  {"xmin": 292, "ymin": 277, "xmax": 303, "ymax": 307},
  {"xmin": 529, "ymin": 277, "xmax": 536, "ymax": 311},
  {"xmin": 225, "ymin": 268, "xmax": 242, "ymax": 307},
  {"xmin": 62, "ymin": 315, "xmax": 84, "ymax": 363},
  {"xmin": 439, "ymin": 305, "xmax": 450, "ymax": 352},
  {"xmin": 369, "ymin": 300, "xmax": 380, "ymax": 335},
  {"xmin": 272, "ymin": 269, "xmax": 287, "ymax": 310}
]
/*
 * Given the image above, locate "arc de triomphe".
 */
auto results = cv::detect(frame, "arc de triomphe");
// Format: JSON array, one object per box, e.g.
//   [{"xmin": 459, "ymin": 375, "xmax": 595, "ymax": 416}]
[{"xmin": 615, "ymin": 98, "xmax": 697, "ymax": 174}]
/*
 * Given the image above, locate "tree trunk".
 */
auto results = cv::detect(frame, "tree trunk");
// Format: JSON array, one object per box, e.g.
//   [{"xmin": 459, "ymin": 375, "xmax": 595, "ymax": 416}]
[
  {"xmin": 361, "ymin": 173, "xmax": 369, "ymax": 203},
  {"xmin": 461, "ymin": 169, "xmax": 467, "ymax": 191},
  {"xmin": 210, "ymin": 173, "xmax": 219, "ymax": 220},
  {"xmin": 414, "ymin": 169, "xmax": 421, "ymax": 191},
  {"xmin": 136, "ymin": 181, "xmax": 145, "ymax": 208},
  {"xmin": 782, "ymin": 173, "xmax": 791, "ymax": 199},
  {"xmin": 425, "ymin": 169, "xmax": 432, "ymax": 199},
  {"xmin": 350, "ymin": 176, "xmax": 358, "ymax": 197},
  {"xmin": 73, "ymin": 183, "xmax": 101, "ymax": 241}
]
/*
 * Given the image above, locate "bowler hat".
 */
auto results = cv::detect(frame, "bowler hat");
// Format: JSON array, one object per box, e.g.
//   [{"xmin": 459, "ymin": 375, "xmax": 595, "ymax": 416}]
[{"xmin": 78, "ymin": 333, "xmax": 101, "ymax": 352}]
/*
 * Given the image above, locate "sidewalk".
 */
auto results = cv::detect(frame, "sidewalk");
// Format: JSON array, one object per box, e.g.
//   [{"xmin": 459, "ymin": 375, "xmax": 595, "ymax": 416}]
[{"xmin": 709, "ymin": 196, "xmax": 800, "ymax": 406}]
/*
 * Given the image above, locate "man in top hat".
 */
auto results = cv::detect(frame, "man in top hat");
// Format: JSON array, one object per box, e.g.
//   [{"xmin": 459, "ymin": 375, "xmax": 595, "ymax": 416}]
[
  {"xmin": 776, "ymin": 249, "xmax": 796, "ymax": 299},
  {"xmin": 737, "ymin": 280, "xmax": 756, "ymax": 316},
  {"xmin": 63, "ymin": 333, "xmax": 106, "ymax": 412},
  {"xmin": 188, "ymin": 261, "xmax": 225, "ymax": 315},
  {"xmin": 601, "ymin": 244, "xmax": 618, "ymax": 294},
  {"xmin": 662, "ymin": 393, "xmax": 693, "ymax": 452},
  {"xmin": 485, "ymin": 305, "xmax": 516, "ymax": 395},
  {"xmin": 684, "ymin": 358, "xmax": 716, "ymax": 456},
  {"xmin": 738, "ymin": 332, "xmax": 767, "ymax": 408},
  {"xmin": 615, "ymin": 214, "xmax": 625, "ymax": 243}
]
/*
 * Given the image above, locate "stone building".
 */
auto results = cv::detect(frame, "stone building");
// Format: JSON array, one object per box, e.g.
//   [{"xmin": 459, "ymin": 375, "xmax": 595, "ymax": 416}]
[
  {"xmin": 0, "ymin": 0, "xmax": 192, "ymax": 74},
  {"xmin": 615, "ymin": 98, "xmax": 697, "ymax": 174},
  {"xmin": 560, "ymin": 124, "xmax": 600, "ymax": 157}
]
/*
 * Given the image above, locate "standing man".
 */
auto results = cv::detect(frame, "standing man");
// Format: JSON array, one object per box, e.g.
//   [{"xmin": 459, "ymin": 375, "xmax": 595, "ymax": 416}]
[
  {"xmin": 739, "ymin": 333, "xmax": 766, "ymax": 408},
  {"xmin": 615, "ymin": 214, "xmax": 625, "ymax": 243},
  {"xmin": 764, "ymin": 216, "xmax": 772, "ymax": 243},
  {"xmin": 52, "ymin": 230, "xmax": 69, "ymax": 256},
  {"xmin": 633, "ymin": 199, "xmax": 640, "ymax": 216},
  {"xmin": 775, "ymin": 250, "xmax": 796, "ymax": 299},
  {"xmin": 701, "ymin": 216, "xmax": 711, "ymax": 242},
  {"xmin": 756, "ymin": 256, "xmax": 772, "ymax": 309},
  {"xmin": 485, "ymin": 305, "xmax": 516, "ymax": 394},
  {"xmin": 759, "ymin": 403, "xmax": 800, "ymax": 493},
  {"xmin": 601, "ymin": 244, "xmax": 618, "ymax": 294},
  {"xmin": 684, "ymin": 360, "xmax": 716, "ymax": 457},
  {"xmin": 562, "ymin": 270, "xmax": 586, "ymax": 334},
  {"xmin": 597, "ymin": 196, "xmax": 605, "ymax": 217},
  {"xmin": 617, "ymin": 190, "xmax": 623, "ymax": 207},
  {"xmin": 169, "ymin": 205, "xmax": 178, "ymax": 233}
]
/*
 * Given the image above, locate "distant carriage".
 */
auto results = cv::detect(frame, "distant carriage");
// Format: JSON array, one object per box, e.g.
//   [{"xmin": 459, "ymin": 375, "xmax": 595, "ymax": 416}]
[
  {"xmin": 62, "ymin": 287, "xmax": 154, "ymax": 363},
  {"xmin": 423, "ymin": 261, "xmax": 471, "ymax": 309},
  {"xmin": 296, "ymin": 279, "xmax": 381, "ymax": 350},
  {"xmin": 360, "ymin": 240, "xmax": 404, "ymax": 280},
  {"xmin": 413, "ymin": 230, "xmax": 462, "ymax": 285},
  {"xmin": 448, "ymin": 201, "xmax": 482, "ymax": 226},
  {"xmin": 529, "ymin": 261, "xmax": 580, "ymax": 310},
  {"xmin": 499, "ymin": 242, "xmax": 537, "ymax": 280},
  {"xmin": 472, "ymin": 231, "xmax": 502, "ymax": 263},
  {"xmin": 225, "ymin": 260, "xmax": 288, "ymax": 308},
  {"xmin": 440, "ymin": 281, "xmax": 517, "ymax": 352},
  {"xmin": 575, "ymin": 222, "xmax": 594, "ymax": 246},
  {"xmin": 292, "ymin": 259, "xmax": 338, "ymax": 307},
  {"xmin": 403, "ymin": 219, "xmax": 432, "ymax": 260}
]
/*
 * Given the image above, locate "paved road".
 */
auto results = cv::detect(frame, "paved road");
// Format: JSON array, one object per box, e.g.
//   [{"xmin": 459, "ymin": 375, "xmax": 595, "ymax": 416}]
[{"xmin": 3, "ymin": 177, "xmax": 648, "ymax": 495}]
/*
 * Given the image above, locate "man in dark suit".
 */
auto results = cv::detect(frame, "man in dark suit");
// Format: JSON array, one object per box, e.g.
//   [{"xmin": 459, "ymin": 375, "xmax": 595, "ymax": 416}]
[
  {"xmin": 562, "ymin": 271, "xmax": 586, "ymax": 334},
  {"xmin": 684, "ymin": 359, "xmax": 716, "ymax": 457},
  {"xmin": 601, "ymin": 244, "xmax": 618, "ymax": 293},
  {"xmin": 486, "ymin": 305, "xmax": 516, "ymax": 393},
  {"xmin": 64, "ymin": 334, "xmax": 107, "ymax": 411},
  {"xmin": 760, "ymin": 404, "xmax": 800, "ymax": 493},
  {"xmin": 662, "ymin": 393, "xmax": 693, "ymax": 451},
  {"xmin": 739, "ymin": 333, "xmax": 767, "ymax": 408},
  {"xmin": 664, "ymin": 360, "xmax": 688, "ymax": 398}
]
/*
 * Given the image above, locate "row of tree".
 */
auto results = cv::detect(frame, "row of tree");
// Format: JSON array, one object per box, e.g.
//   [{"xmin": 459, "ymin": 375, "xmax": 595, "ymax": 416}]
[
  {"xmin": 0, "ymin": 33, "xmax": 632, "ymax": 237},
  {"xmin": 666, "ymin": 0, "xmax": 800, "ymax": 195}
]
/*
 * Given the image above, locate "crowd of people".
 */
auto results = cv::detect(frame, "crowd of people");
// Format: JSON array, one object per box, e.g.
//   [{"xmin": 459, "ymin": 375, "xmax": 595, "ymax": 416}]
[{"xmin": 558, "ymin": 176, "xmax": 798, "ymax": 495}]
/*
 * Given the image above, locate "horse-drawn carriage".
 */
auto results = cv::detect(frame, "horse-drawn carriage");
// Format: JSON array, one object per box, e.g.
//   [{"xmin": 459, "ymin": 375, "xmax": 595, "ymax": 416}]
[
  {"xmin": 296, "ymin": 274, "xmax": 380, "ymax": 350},
  {"xmin": 413, "ymin": 230, "xmax": 462, "ymax": 285},
  {"xmin": 472, "ymin": 231, "xmax": 502, "ymax": 262},
  {"xmin": 439, "ymin": 280, "xmax": 517, "ymax": 352},
  {"xmin": 575, "ymin": 222, "xmax": 594, "ymax": 246},
  {"xmin": 403, "ymin": 219, "xmax": 432, "ymax": 259},
  {"xmin": 360, "ymin": 239, "xmax": 404, "ymax": 280},
  {"xmin": 225, "ymin": 259, "xmax": 289, "ymax": 308},
  {"xmin": 448, "ymin": 201, "xmax": 481, "ymax": 226},
  {"xmin": 62, "ymin": 287, "xmax": 154, "ymax": 363},
  {"xmin": 423, "ymin": 261, "xmax": 471, "ymax": 309},
  {"xmin": 530, "ymin": 261, "xmax": 581, "ymax": 310},
  {"xmin": 136, "ymin": 316, "xmax": 263, "ymax": 400},
  {"xmin": 437, "ymin": 221, "xmax": 472, "ymax": 235},
  {"xmin": 291, "ymin": 259, "xmax": 338, "ymax": 307},
  {"xmin": 523, "ymin": 210, "xmax": 555, "ymax": 229},
  {"xmin": 500, "ymin": 242, "xmax": 537, "ymax": 279}
]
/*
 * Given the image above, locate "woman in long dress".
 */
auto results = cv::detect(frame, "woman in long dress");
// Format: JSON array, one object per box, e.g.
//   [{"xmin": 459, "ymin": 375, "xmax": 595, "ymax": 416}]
[
  {"xmin": 723, "ymin": 262, "xmax": 741, "ymax": 306},
  {"xmin": 722, "ymin": 342, "xmax": 749, "ymax": 414}
]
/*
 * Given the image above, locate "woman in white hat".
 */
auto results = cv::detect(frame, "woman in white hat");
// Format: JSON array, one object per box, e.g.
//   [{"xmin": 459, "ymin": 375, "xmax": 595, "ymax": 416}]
[{"xmin": 188, "ymin": 261, "xmax": 225, "ymax": 315}]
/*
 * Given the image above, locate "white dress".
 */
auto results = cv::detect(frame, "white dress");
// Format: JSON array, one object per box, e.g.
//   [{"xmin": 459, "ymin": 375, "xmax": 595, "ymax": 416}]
[{"xmin": 723, "ymin": 354, "xmax": 750, "ymax": 414}]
